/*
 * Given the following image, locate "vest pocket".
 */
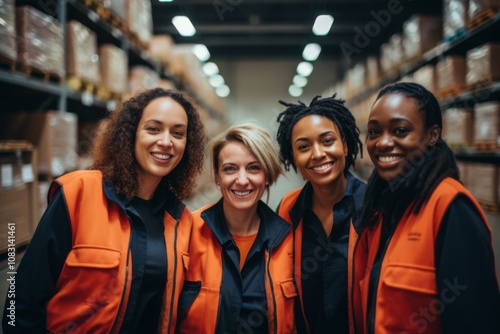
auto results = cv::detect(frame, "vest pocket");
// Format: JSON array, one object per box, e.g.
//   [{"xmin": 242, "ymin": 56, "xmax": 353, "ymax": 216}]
[
  {"xmin": 66, "ymin": 245, "xmax": 121, "ymax": 268},
  {"xmin": 380, "ymin": 264, "xmax": 438, "ymax": 332},
  {"xmin": 280, "ymin": 278, "xmax": 298, "ymax": 299}
]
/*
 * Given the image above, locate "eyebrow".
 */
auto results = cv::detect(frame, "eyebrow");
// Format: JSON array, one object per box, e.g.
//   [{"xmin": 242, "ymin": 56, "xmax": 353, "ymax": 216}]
[
  {"xmin": 294, "ymin": 130, "xmax": 336, "ymax": 143},
  {"xmin": 144, "ymin": 119, "xmax": 187, "ymax": 127},
  {"xmin": 368, "ymin": 118, "xmax": 411, "ymax": 125}
]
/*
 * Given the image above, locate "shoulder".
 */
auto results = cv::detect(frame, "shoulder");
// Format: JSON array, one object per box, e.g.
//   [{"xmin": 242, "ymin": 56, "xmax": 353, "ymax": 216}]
[
  {"xmin": 281, "ymin": 187, "xmax": 303, "ymax": 204},
  {"xmin": 55, "ymin": 170, "xmax": 103, "ymax": 186},
  {"xmin": 191, "ymin": 203, "xmax": 217, "ymax": 227}
]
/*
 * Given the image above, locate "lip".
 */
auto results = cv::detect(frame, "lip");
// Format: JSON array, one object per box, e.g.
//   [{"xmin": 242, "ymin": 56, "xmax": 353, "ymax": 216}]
[
  {"xmin": 374, "ymin": 154, "xmax": 403, "ymax": 169},
  {"xmin": 151, "ymin": 152, "xmax": 172, "ymax": 162},
  {"xmin": 231, "ymin": 189, "xmax": 253, "ymax": 197},
  {"xmin": 308, "ymin": 161, "xmax": 334, "ymax": 174}
]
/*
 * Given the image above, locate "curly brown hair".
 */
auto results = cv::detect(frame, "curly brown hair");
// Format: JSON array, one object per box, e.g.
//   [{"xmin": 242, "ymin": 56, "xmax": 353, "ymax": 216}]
[{"xmin": 91, "ymin": 88, "xmax": 206, "ymax": 200}]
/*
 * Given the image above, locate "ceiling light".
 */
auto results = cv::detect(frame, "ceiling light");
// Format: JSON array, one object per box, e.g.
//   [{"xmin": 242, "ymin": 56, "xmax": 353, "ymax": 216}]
[
  {"xmin": 302, "ymin": 43, "xmax": 321, "ymax": 61},
  {"xmin": 202, "ymin": 62, "xmax": 219, "ymax": 76},
  {"xmin": 159, "ymin": 0, "xmax": 173, "ymax": 2},
  {"xmin": 192, "ymin": 44, "xmax": 210, "ymax": 61},
  {"xmin": 293, "ymin": 75, "xmax": 308, "ymax": 88},
  {"xmin": 289, "ymin": 85, "xmax": 303, "ymax": 97},
  {"xmin": 172, "ymin": 16, "xmax": 196, "ymax": 36},
  {"xmin": 216, "ymin": 85, "xmax": 230, "ymax": 97},
  {"xmin": 297, "ymin": 62, "xmax": 314, "ymax": 77},
  {"xmin": 209, "ymin": 74, "xmax": 225, "ymax": 87},
  {"xmin": 313, "ymin": 15, "xmax": 334, "ymax": 36}
]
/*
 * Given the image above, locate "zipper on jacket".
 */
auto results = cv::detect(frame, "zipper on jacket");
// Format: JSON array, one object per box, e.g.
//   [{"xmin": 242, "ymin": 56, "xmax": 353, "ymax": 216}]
[
  {"xmin": 166, "ymin": 219, "xmax": 180, "ymax": 331},
  {"xmin": 214, "ymin": 251, "xmax": 224, "ymax": 332},
  {"xmin": 265, "ymin": 248, "xmax": 278, "ymax": 333},
  {"xmin": 350, "ymin": 231, "xmax": 361, "ymax": 334},
  {"xmin": 110, "ymin": 224, "xmax": 133, "ymax": 334}
]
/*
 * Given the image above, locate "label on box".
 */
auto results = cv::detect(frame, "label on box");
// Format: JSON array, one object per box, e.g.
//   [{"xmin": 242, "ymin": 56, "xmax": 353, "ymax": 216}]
[
  {"xmin": 1, "ymin": 164, "xmax": 13, "ymax": 188},
  {"xmin": 22, "ymin": 164, "xmax": 34, "ymax": 183}
]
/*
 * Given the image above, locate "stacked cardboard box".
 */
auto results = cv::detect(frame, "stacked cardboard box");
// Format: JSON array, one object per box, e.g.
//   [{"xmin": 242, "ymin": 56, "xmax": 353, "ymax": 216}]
[
  {"xmin": 0, "ymin": 0, "xmax": 16, "ymax": 62},
  {"xmin": 466, "ymin": 43, "xmax": 500, "ymax": 86},
  {"xmin": 67, "ymin": 21, "xmax": 101, "ymax": 85},
  {"xmin": 443, "ymin": 0, "xmax": 468, "ymax": 39},
  {"xmin": 402, "ymin": 15, "xmax": 442, "ymax": 60}
]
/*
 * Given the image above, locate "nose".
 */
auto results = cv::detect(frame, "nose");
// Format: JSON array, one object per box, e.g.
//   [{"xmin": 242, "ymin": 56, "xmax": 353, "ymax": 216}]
[
  {"xmin": 376, "ymin": 132, "xmax": 394, "ymax": 151},
  {"xmin": 157, "ymin": 132, "xmax": 173, "ymax": 147},
  {"xmin": 235, "ymin": 169, "xmax": 249, "ymax": 185},
  {"xmin": 311, "ymin": 143, "xmax": 325, "ymax": 160}
]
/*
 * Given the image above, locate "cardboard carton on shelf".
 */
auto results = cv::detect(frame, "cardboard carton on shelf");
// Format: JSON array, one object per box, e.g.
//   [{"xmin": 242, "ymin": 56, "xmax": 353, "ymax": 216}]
[{"xmin": 466, "ymin": 43, "xmax": 500, "ymax": 87}]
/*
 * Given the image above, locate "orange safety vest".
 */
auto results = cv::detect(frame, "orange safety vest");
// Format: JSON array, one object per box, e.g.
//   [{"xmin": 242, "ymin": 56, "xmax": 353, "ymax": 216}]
[
  {"xmin": 177, "ymin": 202, "xmax": 297, "ymax": 334},
  {"xmin": 277, "ymin": 188, "xmax": 363, "ymax": 334},
  {"xmin": 44, "ymin": 170, "xmax": 191, "ymax": 334},
  {"xmin": 353, "ymin": 177, "xmax": 491, "ymax": 334}
]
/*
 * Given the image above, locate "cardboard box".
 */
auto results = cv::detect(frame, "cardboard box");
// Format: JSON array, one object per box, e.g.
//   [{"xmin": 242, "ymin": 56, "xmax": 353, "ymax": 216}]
[
  {"xmin": 436, "ymin": 56, "xmax": 466, "ymax": 91},
  {"xmin": 67, "ymin": 21, "xmax": 101, "ymax": 85},
  {"xmin": 467, "ymin": 163, "xmax": 499, "ymax": 205},
  {"xmin": 443, "ymin": 0, "xmax": 467, "ymax": 39},
  {"xmin": 443, "ymin": 108, "xmax": 473, "ymax": 145},
  {"xmin": 403, "ymin": 15, "xmax": 442, "ymax": 59},
  {"xmin": 466, "ymin": 43, "xmax": 500, "ymax": 86},
  {"xmin": 473, "ymin": 102, "xmax": 500, "ymax": 142}
]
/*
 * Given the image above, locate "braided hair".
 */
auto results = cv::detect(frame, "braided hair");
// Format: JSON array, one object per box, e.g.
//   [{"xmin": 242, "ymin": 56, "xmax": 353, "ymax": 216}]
[
  {"xmin": 276, "ymin": 94, "xmax": 362, "ymax": 173},
  {"xmin": 360, "ymin": 82, "xmax": 460, "ymax": 227}
]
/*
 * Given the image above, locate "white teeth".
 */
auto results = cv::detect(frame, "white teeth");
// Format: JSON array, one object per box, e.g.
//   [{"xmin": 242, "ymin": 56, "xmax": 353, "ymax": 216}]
[
  {"xmin": 312, "ymin": 162, "xmax": 333, "ymax": 171},
  {"xmin": 233, "ymin": 190, "xmax": 251, "ymax": 196},
  {"xmin": 378, "ymin": 155, "xmax": 401, "ymax": 162},
  {"xmin": 152, "ymin": 153, "xmax": 171, "ymax": 160}
]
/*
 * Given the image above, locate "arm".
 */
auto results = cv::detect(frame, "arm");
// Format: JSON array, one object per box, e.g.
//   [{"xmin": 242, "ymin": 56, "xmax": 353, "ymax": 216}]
[
  {"xmin": 436, "ymin": 194, "xmax": 500, "ymax": 334},
  {"xmin": 2, "ymin": 188, "xmax": 72, "ymax": 333}
]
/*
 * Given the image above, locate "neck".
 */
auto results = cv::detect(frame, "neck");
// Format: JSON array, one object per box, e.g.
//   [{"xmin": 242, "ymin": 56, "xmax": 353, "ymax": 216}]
[
  {"xmin": 136, "ymin": 179, "xmax": 161, "ymax": 200},
  {"xmin": 311, "ymin": 173, "xmax": 347, "ymax": 209},
  {"xmin": 223, "ymin": 202, "xmax": 260, "ymax": 236}
]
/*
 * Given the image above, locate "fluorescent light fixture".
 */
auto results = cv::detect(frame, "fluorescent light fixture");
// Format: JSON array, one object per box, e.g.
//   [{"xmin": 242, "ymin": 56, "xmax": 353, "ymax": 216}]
[
  {"xmin": 192, "ymin": 44, "xmax": 210, "ymax": 61},
  {"xmin": 297, "ymin": 61, "xmax": 314, "ymax": 77},
  {"xmin": 302, "ymin": 43, "xmax": 321, "ymax": 61},
  {"xmin": 209, "ymin": 74, "xmax": 225, "ymax": 87},
  {"xmin": 293, "ymin": 75, "xmax": 308, "ymax": 88},
  {"xmin": 172, "ymin": 16, "xmax": 196, "ymax": 36},
  {"xmin": 289, "ymin": 85, "xmax": 303, "ymax": 97},
  {"xmin": 159, "ymin": 0, "xmax": 173, "ymax": 2},
  {"xmin": 202, "ymin": 62, "xmax": 219, "ymax": 76},
  {"xmin": 313, "ymin": 15, "xmax": 334, "ymax": 36},
  {"xmin": 216, "ymin": 85, "xmax": 230, "ymax": 97}
]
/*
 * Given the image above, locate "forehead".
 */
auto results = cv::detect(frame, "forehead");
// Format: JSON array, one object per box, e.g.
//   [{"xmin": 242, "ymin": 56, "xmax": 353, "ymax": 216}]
[
  {"xmin": 370, "ymin": 93, "xmax": 421, "ymax": 121},
  {"xmin": 141, "ymin": 97, "xmax": 187, "ymax": 122},
  {"xmin": 218, "ymin": 141, "xmax": 257, "ymax": 163},
  {"xmin": 292, "ymin": 114, "xmax": 339, "ymax": 136}
]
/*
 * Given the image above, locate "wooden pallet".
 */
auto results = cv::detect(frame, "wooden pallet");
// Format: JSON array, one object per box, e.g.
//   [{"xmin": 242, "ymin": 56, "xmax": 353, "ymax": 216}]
[
  {"xmin": 96, "ymin": 87, "xmax": 123, "ymax": 101},
  {"xmin": 479, "ymin": 201, "xmax": 500, "ymax": 213},
  {"xmin": 67, "ymin": 75, "xmax": 98, "ymax": 94},
  {"xmin": 467, "ymin": 8, "xmax": 498, "ymax": 30},
  {"xmin": 436, "ymin": 85, "xmax": 465, "ymax": 100},
  {"xmin": 0, "ymin": 54, "xmax": 16, "ymax": 72},
  {"xmin": 18, "ymin": 63, "xmax": 63, "ymax": 83},
  {"xmin": 129, "ymin": 33, "xmax": 149, "ymax": 51},
  {"xmin": 472, "ymin": 140, "xmax": 499, "ymax": 152},
  {"xmin": 467, "ymin": 78, "xmax": 500, "ymax": 92},
  {"xmin": 108, "ymin": 12, "xmax": 127, "ymax": 34},
  {"xmin": 448, "ymin": 142, "xmax": 469, "ymax": 152}
]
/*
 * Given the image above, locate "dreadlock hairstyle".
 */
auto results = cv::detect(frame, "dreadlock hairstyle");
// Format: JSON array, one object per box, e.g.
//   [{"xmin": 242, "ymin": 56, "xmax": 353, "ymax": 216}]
[
  {"xmin": 360, "ymin": 82, "xmax": 460, "ymax": 228},
  {"xmin": 276, "ymin": 94, "xmax": 363, "ymax": 173}
]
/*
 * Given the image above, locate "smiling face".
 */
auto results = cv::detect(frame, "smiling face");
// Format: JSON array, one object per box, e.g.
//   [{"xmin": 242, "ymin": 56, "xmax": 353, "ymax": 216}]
[
  {"xmin": 135, "ymin": 97, "xmax": 188, "ymax": 191},
  {"xmin": 367, "ymin": 93, "xmax": 437, "ymax": 181},
  {"xmin": 216, "ymin": 141, "xmax": 267, "ymax": 213},
  {"xmin": 291, "ymin": 115, "xmax": 347, "ymax": 187}
]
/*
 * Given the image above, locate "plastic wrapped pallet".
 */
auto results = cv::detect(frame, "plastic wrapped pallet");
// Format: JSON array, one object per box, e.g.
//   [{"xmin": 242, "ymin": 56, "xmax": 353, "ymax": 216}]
[
  {"xmin": 466, "ymin": 43, "xmax": 500, "ymax": 86},
  {"xmin": 0, "ymin": 111, "xmax": 78, "ymax": 177},
  {"xmin": 127, "ymin": 0, "xmax": 152, "ymax": 47},
  {"xmin": 15, "ymin": 6, "xmax": 64, "ymax": 78},
  {"xmin": 403, "ymin": 15, "xmax": 442, "ymax": 60},
  {"xmin": 110, "ymin": 0, "xmax": 125, "ymax": 22},
  {"xmin": 380, "ymin": 42, "xmax": 393, "ymax": 75},
  {"xmin": 473, "ymin": 102, "xmax": 500, "ymax": 142},
  {"xmin": 467, "ymin": 163, "xmax": 499, "ymax": 205},
  {"xmin": 127, "ymin": 65, "xmax": 160, "ymax": 98},
  {"xmin": 468, "ymin": 0, "xmax": 500, "ymax": 20},
  {"xmin": 443, "ymin": 0, "xmax": 468, "ymax": 39},
  {"xmin": 149, "ymin": 35, "xmax": 175, "ymax": 65},
  {"xmin": 366, "ymin": 56, "xmax": 381, "ymax": 87},
  {"xmin": 67, "ymin": 21, "xmax": 101, "ymax": 85},
  {"xmin": 443, "ymin": 108, "xmax": 473, "ymax": 146},
  {"xmin": 0, "ymin": 0, "xmax": 16, "ymax": 61},
  {"xmin": 389, "ymin": 34, "xmax": 405, "ymax": 67},
  {"xmin": 436, "ymin": 56, "xmax": 466, "ymax": 92},
  {"xmin": 99, "ymin": 44, "xmax": 128, "ymax": 95},
  {"xmin": 412, "ymin": 65, "xmax": 437, "ymax": 94}
]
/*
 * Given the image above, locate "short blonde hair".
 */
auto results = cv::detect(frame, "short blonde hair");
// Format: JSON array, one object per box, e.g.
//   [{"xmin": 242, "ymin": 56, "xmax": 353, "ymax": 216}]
[{"xmin": 210, "ymin": 123, "xmax": 284, "ymax": 187}]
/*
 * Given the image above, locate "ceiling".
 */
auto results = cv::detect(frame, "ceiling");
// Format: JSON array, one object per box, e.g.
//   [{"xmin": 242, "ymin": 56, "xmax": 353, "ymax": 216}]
[{"xmin": 151, "ymin": 0, "xmax": 442, "ymax": 66}]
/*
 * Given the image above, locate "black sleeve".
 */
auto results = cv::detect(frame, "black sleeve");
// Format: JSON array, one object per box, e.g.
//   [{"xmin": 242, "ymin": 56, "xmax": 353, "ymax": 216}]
[
  {"xmin": 435, "ymin": 194, "xmax": 500, "ymax": 334},
  {"xmin": 2, "ymin": 188, "xmax": 72, "ymax": 333}
]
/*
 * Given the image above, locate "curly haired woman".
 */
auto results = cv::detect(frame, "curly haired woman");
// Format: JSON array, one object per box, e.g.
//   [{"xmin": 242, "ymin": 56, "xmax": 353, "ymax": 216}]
[{"xmin": 3, "ymin": 88, "xmax": 206, "ymax": 334}]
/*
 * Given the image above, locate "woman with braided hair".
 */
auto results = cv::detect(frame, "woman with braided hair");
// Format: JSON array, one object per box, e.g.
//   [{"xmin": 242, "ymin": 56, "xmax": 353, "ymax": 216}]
[
  {"xmin": 352, "ymin": 82, "xmax": 500, "ymax": 334},
  {"xmin": 276, "ymin": 94, "xmax": 366, "ymax": 333}
]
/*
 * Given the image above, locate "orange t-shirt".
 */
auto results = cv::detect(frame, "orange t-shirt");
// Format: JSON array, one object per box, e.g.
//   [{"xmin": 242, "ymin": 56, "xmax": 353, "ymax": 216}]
[{"xmin": 232, "ymin": 233, "xmax": 258, "ymax": 270}]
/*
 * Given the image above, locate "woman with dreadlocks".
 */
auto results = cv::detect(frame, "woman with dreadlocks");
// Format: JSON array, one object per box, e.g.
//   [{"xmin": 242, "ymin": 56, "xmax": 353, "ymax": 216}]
[
  {"xmin": 276, "ymin": 94, "xmax": 366, "ymax": 334},
  {"xmin": 352, "ymin": 82, "xmax": 500, "ymax": 334}
]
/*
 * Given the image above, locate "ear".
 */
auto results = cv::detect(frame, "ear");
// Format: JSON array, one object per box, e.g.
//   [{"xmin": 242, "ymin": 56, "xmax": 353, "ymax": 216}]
[
  {"xmin": 215, "ymin": 175, "xmax": 221, "ymax": 186},
  {"xmin": 427, "ymin": 125, "xmax": 439, "ymax": 146},
  {"xmin": 343, "ymin": 140, "xmax": 348, "ymax": 157}
]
